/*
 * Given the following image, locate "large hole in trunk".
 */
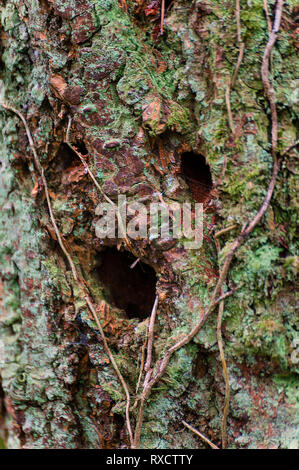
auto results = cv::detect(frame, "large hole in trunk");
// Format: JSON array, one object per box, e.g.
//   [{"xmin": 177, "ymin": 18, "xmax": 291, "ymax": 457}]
[
  {"xmin": 180, "ymin": 152, "xmax": 213, "ymax": 203},
  {"xmin": 96, "ymin": 247, "xmax": 157, "ymax": 320}
]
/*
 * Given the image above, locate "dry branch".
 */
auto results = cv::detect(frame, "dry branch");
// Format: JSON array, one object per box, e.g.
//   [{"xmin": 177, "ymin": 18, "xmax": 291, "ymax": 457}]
[
  {"xmin": 217, "ymin": 299, "xmax": 230, "ymax": 448},
  {"xmin": 133, "ymin": 295, "xmax": 159, "ymax": 448},
  {"xmin": 263, "ymin": 0, "xmax": 272, "ymax": 35},
  {"xmin": 160, "ymin": 0, "xmax": 165, "ymax": 35},
  {"xmin": 214, "ymin": 235, "xmax": 230, "ymax": 449},
  {"xmin": 214, "ymin": 224, "xmax": 237, "ymax": 238},
  {"xmin": 225, "ymin": 77, "xmax": 235, "ymax": 134},
  {"xmin": 282, "ymin": 139, "xmax": 299, "ymax": 156}
]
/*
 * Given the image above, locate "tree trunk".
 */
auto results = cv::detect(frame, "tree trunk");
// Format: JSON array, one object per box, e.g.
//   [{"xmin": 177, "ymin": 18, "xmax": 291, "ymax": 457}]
[{"xmin": 0, "ymin": 0, "xmax": 298, "ymax": 449}]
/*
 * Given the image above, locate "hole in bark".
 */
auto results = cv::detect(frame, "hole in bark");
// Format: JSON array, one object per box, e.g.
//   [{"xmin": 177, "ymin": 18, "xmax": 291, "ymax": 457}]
[
  {"xmin": 180, "ymin": 152, "xmax": 213, "ymax": 203},
  {"xmin": 56, "ymin": 141, "xmax": 87, "ymax": 170},
  {"xmin": 73, "ymin": 140, "xmax": 88, "ymax": 156},
  {"xmin": 192, "ymin": 351, "xmax": 208, "ymax": 379},
  {"xmin": 96, "ymin": 247, "xmax": 157, "ymax": 320}
]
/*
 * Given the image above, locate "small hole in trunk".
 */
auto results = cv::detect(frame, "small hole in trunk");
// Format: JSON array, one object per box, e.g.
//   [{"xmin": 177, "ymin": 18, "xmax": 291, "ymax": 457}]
[
  {"xmin": 73, "ymin": 140, "xmax": 88, "ymax": 156},
  {"xmin": 96, "ymin": 247, "xmax": 157, "ymax": 320},
  {"xmin": 180, "ymin": 152, "xmax": 213, "ymax": 203},
  {"xmin": 56, "ymin": 141, "xmax": 88, "ymax": 170},
  {"xmin": 56, "ymin": 143, "xmax": 78, "ymax": 170}
]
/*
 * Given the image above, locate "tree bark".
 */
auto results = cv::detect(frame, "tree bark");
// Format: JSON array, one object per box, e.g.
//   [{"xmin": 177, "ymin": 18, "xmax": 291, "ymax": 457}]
[{"xmin": 0, "ymin": 0, "xmax": 298, "ymax": 449}]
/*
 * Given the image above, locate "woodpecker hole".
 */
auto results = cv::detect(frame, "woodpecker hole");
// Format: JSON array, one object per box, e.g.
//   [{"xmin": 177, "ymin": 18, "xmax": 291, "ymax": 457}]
[
  {"xmin": 96, "ymin": 247, "xmax": 157, "ymax": 320},
  {"xmin": 180, "ymin": 152, "xmax": 213, "ymax": 203}
]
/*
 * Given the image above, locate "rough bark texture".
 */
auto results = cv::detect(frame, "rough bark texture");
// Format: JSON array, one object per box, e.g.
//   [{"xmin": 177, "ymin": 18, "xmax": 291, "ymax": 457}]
[{"xmin": 0, "ymin": 0, "xmax": 298, "ymax": 449}]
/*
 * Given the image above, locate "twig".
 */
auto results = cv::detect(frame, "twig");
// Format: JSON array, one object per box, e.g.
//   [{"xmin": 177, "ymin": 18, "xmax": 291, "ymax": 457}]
[
  {"xmin": 42, "ymin": 168, "xmax": 79, "ymax": 282},
  {"xmin": 217, "ymin": 299, "xmax": 230, "ymax": 448},
  {"xmin": 130, "ymin": 258, "xmax": 140, "ymax": 269},
  {"xmin": 261, "ymin": 0, "xmax": 283, "ymax": 165},
  {"xmin": 182, "ymin": 421, "xmax": 219, "ymax": 449},
  {"xmin": 135, "ymin": 340, "xmax": 147, "ymax": 395},
  {"xmin": 214, "ymin": 239, "xmax": 230, "ymax": 449},
  {"xmin": 160, "ymin": 0, "xmax": 165, "ymax": 35},
  {"xmin": 0, "ymin": 103, "xmax": 79, "ymax": 282},
  {"xmin": 282, "ymin": 139, "xmax": 299, "ymax": 156},
  {"xmin": 226, "ymin": 0, "xmax": 246, "ymax": 133},
  {"xmin": 66, "ymin": 119, "xmax": 114, "ymax": 206},
  {"xmin": 231, "ymin": 43, "xmax": 245, "ymax": 89},
  {"xmin": 65, "ymin": 117, "xmax": 133, "ymax": 251},
  {"xmin": 225, "ymin": 77, "xmax": 235, "ymax": 134},
  {"xmin": 134, "ymin": 295, "xmax": 158, "ymax": 407},
  {"xmin": 0, "ymin": 103, "xmax": 134, "ymax": 447},
  {"xmin": 0, "ymin": 103, "xmax": 43, "ymax": 174},
  {"xmin": 84, "ymin": 297, "xmax": 133, "ymax": 446},
  {"xmin": 136, "ymin": 290, "xmax": 226, "ymax": 411},
  {"xmin": 214, "ymin": 289, "xmax": 237, "ymax": 304},
  {"xmin": 263, "ymin": 0, "xmax": 272, "ymax": 35},
  {"xmin": 214, "ymin": 235, "xmax": 230, "ymax": 449},
  {"xmin": 133, "ymin": 295, "xmax": 159, "ymax": 448},
  {"xmin": 262, "ymin": 0, "xmax": 274, "ymax": 71},
  {"xmin": 214, "ymin": 224, "xmax": 237, "ymax": 238},
  {"xmin": 231, "ymin": 0, "xmax": 245, "ymax": 88},
  {"xmin": 235, "ymin": 0, "xmax": 242, "ymax": 44},
  {"xmin": 144, "ymin": 295, "xmax": 159, "ymax": 374}
]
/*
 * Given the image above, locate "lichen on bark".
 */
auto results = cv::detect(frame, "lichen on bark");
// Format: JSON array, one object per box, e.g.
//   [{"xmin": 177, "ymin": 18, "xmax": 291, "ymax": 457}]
[{"xmin": 0, "ymin": 0, "xmax": 298, "ymax": 449}]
